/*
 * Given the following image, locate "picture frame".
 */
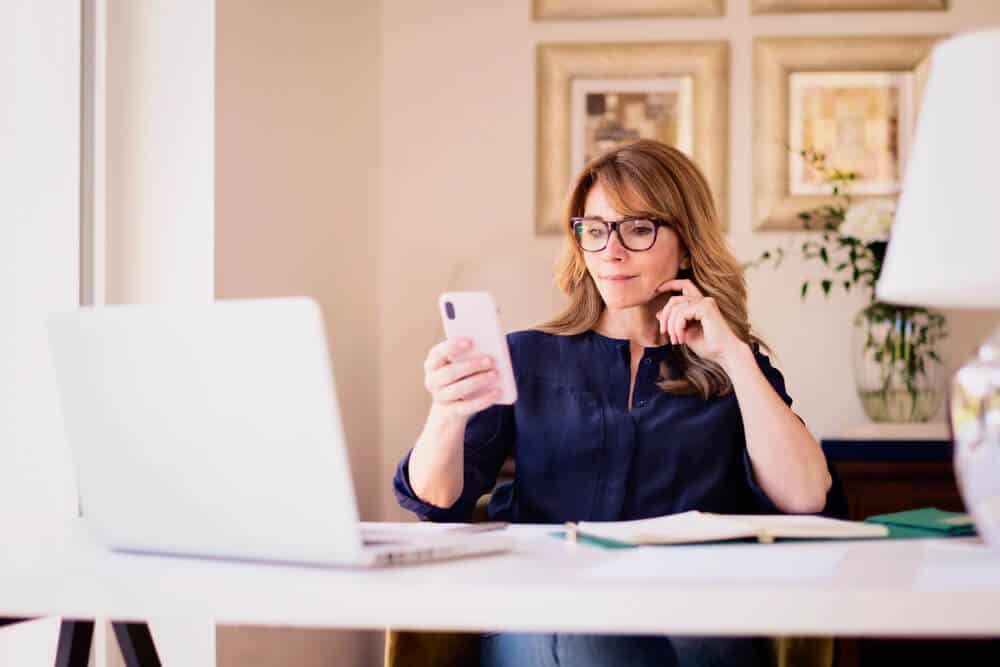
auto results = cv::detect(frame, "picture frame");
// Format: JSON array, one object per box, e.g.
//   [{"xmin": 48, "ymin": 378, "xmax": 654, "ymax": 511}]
[
  {"xmin": 788, "ymin": 71, "xmax": 915, "ymax": 197},
  {"xmin": 751, "ymin": 0, "xmax": 946, "ymax": 13},
  {"xmin": 753, "ymin": 35, "xmax": 940, "ymax": 230},
  {"xmin": 533, "ymin": 0, "xmax": 724, "ymax": 20},
  {"xmin": 536, "ymin": 41, "xmax": 729, "ymax": 235}
]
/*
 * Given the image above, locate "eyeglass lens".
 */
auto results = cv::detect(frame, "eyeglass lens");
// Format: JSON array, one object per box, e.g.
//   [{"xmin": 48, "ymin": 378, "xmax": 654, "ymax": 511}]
[{"xmin": 574, "ymin": 219, "xmax": 658, "ymax": 251}]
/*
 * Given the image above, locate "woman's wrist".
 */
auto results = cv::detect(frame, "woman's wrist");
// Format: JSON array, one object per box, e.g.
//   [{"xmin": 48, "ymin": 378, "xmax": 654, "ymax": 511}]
[
  {"xmin": 410, "ymin": 405, "xmax": 469, "ymax": 509},
  {"xmin": 717, "ymin": 339, "xmax": 754, "ymax": 376},
  {"xmin": 427, "ymin": 402, "xmax": 470, "ymax": 433}
]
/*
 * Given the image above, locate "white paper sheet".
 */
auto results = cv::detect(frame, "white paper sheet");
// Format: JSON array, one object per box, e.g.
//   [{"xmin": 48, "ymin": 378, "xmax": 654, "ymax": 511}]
[
  {"xmin": 913, "ymin": 540, "xmax": 1000, "ymax": 591},
  {"xmin": 587, "ymin": 543, "xmax": 849, "ymax": 582}
]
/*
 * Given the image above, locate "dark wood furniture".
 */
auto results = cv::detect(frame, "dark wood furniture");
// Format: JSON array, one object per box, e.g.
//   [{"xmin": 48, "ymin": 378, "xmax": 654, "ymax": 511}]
[
  {"xmin": 823, "ymin": 438, "xmax": 964, "ymax": 520},
  {"xmin": 822, "ymin": 437, "xmax": 1000, "ymax": 667}
]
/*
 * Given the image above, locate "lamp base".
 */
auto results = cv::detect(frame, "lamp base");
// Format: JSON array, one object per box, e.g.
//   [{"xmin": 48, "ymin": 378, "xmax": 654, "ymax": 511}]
[{"xmin": 951, "ymin": 323, "xmax": 1000, "ymax": 547}]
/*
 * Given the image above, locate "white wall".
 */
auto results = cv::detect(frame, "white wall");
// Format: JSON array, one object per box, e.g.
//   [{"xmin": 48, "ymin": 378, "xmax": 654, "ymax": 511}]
[
  {"xmin": 379, "ymin": 0, "xmax": 1000, "ymax": 520},
  {"xmin": 1, "ymin": 0, "xmax": 82, "ymax": 533},
  {"xmin": 104, "ymin": 0, "xmax": 215, "ymax": 304}
]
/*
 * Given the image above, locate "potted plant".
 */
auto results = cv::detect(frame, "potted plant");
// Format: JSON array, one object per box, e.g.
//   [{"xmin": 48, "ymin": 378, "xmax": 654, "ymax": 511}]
[{"xmin": 750, "ymin": 150, "xmax": 948, "ymax": 422}]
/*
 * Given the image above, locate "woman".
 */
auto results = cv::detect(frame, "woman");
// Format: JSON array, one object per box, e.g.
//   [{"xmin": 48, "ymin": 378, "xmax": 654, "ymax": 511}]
[{"xmin": 393, "ymin": 140, "xmax": 841, "ymax": 667}]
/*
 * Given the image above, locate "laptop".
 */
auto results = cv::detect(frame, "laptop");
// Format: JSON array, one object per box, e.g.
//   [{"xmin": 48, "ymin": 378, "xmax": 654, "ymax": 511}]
[{"xmin": 46, "ymin": 298, "xmax": 511, "ymax": 567}]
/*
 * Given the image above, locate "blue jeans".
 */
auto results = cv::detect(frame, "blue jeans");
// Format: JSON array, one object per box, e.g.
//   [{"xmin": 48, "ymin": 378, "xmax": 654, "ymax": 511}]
[{"xmin": 480, "ymin": 633, "xmax": 766, "ymax": 667}]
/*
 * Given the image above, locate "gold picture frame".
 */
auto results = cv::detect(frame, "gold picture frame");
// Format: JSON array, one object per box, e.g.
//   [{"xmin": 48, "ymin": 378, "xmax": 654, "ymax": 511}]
[
  {"xmin": 536, "ymin": 41, "xmax": 729, "ymax": 235},
  {"xmin": 751, "ymin": 0, "xmax": 946, "ymax": 12},
  {"xmin": 534, "ymin": 0, "xmax": 724, "ymax": 20},
  {"xmin": 753, "ymin": 35, "xmax": 940, "ymax": 230}
]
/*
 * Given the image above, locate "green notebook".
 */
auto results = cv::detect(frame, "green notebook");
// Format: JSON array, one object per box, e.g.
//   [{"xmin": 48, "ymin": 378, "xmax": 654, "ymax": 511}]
[{"xmin": 864, "ymin": 508, "xmax": 977, "ymax": 538}]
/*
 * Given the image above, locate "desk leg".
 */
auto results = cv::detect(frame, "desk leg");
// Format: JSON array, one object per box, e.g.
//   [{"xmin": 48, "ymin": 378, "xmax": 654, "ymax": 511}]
[
  {"xmin": 55, "ymin": 620, "xmax": 95, "ymax": 667},
  {"xmin": 1, "ymin": 618, "xmax": 163, "ymax": 666},
  {"xmin": 112, "ymin": 622, "xmax": 162, "ymax": 667}
]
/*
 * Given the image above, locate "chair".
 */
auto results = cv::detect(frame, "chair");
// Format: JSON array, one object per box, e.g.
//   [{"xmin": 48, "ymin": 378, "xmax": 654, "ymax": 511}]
[{"xmin": 384, "ymin": 495, "xmax": 834, "ymax": 667}]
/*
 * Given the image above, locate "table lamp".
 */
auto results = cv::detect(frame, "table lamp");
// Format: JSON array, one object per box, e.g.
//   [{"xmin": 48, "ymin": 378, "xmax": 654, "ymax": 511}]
[{"xmin": 877, "ymin": 29, "xmax": 1000, "ymax": 548}]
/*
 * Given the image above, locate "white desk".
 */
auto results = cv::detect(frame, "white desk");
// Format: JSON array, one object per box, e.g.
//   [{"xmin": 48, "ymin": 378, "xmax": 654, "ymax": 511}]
[{"xmin": 4, "ymin": 519, "xmax": 1000, "ymax": 661}]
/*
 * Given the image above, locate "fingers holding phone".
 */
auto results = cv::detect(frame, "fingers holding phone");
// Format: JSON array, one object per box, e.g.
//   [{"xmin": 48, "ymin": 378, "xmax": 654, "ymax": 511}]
[
  {"xmin": 433, "ymin": 292, "xmax": 518, "ymax": 414},
  {"xmin": 423, "ymin": 337, "xmax": 504, "ymax": 418},
  {"xmin": 407, "ymin": 293, "xmax": 517, "ymax": 507}
]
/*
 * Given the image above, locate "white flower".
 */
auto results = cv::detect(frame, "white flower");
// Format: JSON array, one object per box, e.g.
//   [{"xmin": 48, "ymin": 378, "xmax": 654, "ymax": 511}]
[{"xmin": 839, "ymin": 200, "xmax": 895, "ymax": 244}]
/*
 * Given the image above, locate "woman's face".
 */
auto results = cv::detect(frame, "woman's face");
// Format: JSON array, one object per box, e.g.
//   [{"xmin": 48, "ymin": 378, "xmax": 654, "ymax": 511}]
[{"xmin": 580, "ymin": 184, "xmax": 688, "ymax": 310}]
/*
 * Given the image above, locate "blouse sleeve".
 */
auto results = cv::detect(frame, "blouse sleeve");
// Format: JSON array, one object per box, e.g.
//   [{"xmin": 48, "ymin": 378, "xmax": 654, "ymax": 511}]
[
  {"xmin": 741, "ymin": 347, "xmax": 847, "ymax": 517},
  {"xmin": 393, "ymin": 333, "xmax": 524, "ymax": 522},
  {"xmin": 392, "ymin": 403, "xmax": 514, "ymax": 522}
]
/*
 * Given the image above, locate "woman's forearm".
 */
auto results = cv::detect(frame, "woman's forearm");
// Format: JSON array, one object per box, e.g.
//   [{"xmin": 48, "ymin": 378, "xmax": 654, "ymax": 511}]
[
  {"xmin": 723, "ymin": 343, "xmax": 832, "ymax": 513},
  {"xmin": 407, "ymin": 404, "xmax": 469, "ymax": 509}
]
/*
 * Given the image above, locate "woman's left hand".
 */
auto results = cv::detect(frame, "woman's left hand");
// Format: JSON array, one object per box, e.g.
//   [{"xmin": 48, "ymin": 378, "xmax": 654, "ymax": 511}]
[{"xmin": 655, "ymin": 279, "xmax": 747, "ymax": 367}]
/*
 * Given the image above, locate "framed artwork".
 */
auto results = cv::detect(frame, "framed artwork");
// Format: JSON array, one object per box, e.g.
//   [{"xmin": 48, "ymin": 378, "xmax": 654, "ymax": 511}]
[
  {"xmin": 571, "ymin": 77, "xmax": 695, "ymax": 181},
  {"xmin": 534, "ymin": 0, "xmax": 724, "ymax": 20},
  {"xmin": 751, "ymin": 0, "xmax": 946, "ymax": 12},
  {"xmin": 536, "ymin": 41, "xmax": 728, "ymax": 234},
  {"xmin": 753, "ymin": 35, "xmax": 940, "ymax": 230},
  {"xmin": 788, "ymin": 71, "xmax": 914, "ymax": 196}
]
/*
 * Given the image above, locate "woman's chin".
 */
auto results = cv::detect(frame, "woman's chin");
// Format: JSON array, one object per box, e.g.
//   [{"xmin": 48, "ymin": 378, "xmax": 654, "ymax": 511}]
[{"xmin": 599, "ymin": 292, "xmax": 650, "ymax": 310}]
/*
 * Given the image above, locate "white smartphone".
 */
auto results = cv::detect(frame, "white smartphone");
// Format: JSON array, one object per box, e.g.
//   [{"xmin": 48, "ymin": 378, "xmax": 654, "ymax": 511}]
[{"xmin": 438, "ymin": 291, "xmax": 518, "ymax": 405}]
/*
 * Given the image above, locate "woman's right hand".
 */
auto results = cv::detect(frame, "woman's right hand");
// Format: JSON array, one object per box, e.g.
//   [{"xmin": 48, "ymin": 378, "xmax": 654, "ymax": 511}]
[
  {"xmin": 423, "ymin": 337, "xmax": 503, "ymax": 421},
  {"xmin": 409, "ymin": 338, "xmax": 499, "ymax": 508}
]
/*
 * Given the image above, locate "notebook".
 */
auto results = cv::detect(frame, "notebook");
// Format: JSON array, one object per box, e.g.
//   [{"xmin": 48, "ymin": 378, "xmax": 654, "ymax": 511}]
[
  {"xmin": 573, "ymin": 510, "xmax": 888, "ymax": 546},
  {"xmin": 865, "ymin": 508, "xmax": 976, "ymax": 537}
]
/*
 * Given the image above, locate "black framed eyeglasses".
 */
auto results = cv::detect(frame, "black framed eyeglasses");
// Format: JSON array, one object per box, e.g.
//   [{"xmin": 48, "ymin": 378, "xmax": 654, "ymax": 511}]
[{"xmin": 570, "ymin": 216, "xmax": 670, "ymax": 252}]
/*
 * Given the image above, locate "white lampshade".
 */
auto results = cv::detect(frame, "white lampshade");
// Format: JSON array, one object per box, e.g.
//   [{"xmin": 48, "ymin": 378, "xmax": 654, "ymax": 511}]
[{"xmin": 877, "ymin": 30, "xmax": 1000, "ymax": 309}]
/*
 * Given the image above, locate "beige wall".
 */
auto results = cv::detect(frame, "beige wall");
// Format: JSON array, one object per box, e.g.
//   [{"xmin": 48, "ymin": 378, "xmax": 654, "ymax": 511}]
[
  {"xmin": 380, "ymin": 0, "xmax": 1000, "ymax": 521},
  {"xmin": 212, "ymin": 2, "xmax": 1000, "ymax": 664},
  {"xmin": 216, "ymin": 0, "xmax": 382, "ymax": 521},
  {"xmin": 215, "ymin": 0, "xmax": 381, "ymax": 665}
]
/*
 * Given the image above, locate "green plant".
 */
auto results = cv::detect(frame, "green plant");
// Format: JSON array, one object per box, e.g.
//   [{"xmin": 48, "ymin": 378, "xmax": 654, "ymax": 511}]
[
  {"xmin": 748, "ymin": 149, "xmax": 884, "ymax": 300},
  {"xmin": 748, "ymin": 148, "xmax": 948, "ymax": 421}
]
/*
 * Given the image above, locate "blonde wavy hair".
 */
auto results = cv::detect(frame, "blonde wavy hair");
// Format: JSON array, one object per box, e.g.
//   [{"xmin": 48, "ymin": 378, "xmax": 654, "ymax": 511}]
[{"xmin": 538, "ymin": 139, "xmax": 765, "ymax": 399}]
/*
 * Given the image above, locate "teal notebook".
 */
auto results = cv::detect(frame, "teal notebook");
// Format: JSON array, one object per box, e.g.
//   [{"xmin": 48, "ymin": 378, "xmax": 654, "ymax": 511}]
[{"xmin": 864, "ymin": 507, "xmax": 977, "ymax": 538}]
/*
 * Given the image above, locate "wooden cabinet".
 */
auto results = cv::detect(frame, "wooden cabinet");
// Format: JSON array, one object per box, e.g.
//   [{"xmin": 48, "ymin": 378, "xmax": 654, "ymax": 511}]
[
  {"xmin": 822, "ymin": 438, "xmax": 1000, "ymax": 666},
  {"xmin": 824, "ymin": 440, "xmax": 965, "ymax": 522}
]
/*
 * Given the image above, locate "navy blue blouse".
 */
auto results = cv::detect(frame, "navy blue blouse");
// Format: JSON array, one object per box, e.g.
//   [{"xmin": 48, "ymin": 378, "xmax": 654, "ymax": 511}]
[{"xmin": 394, "ymin": 330, "xmax": 843, "ymax": 524}]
